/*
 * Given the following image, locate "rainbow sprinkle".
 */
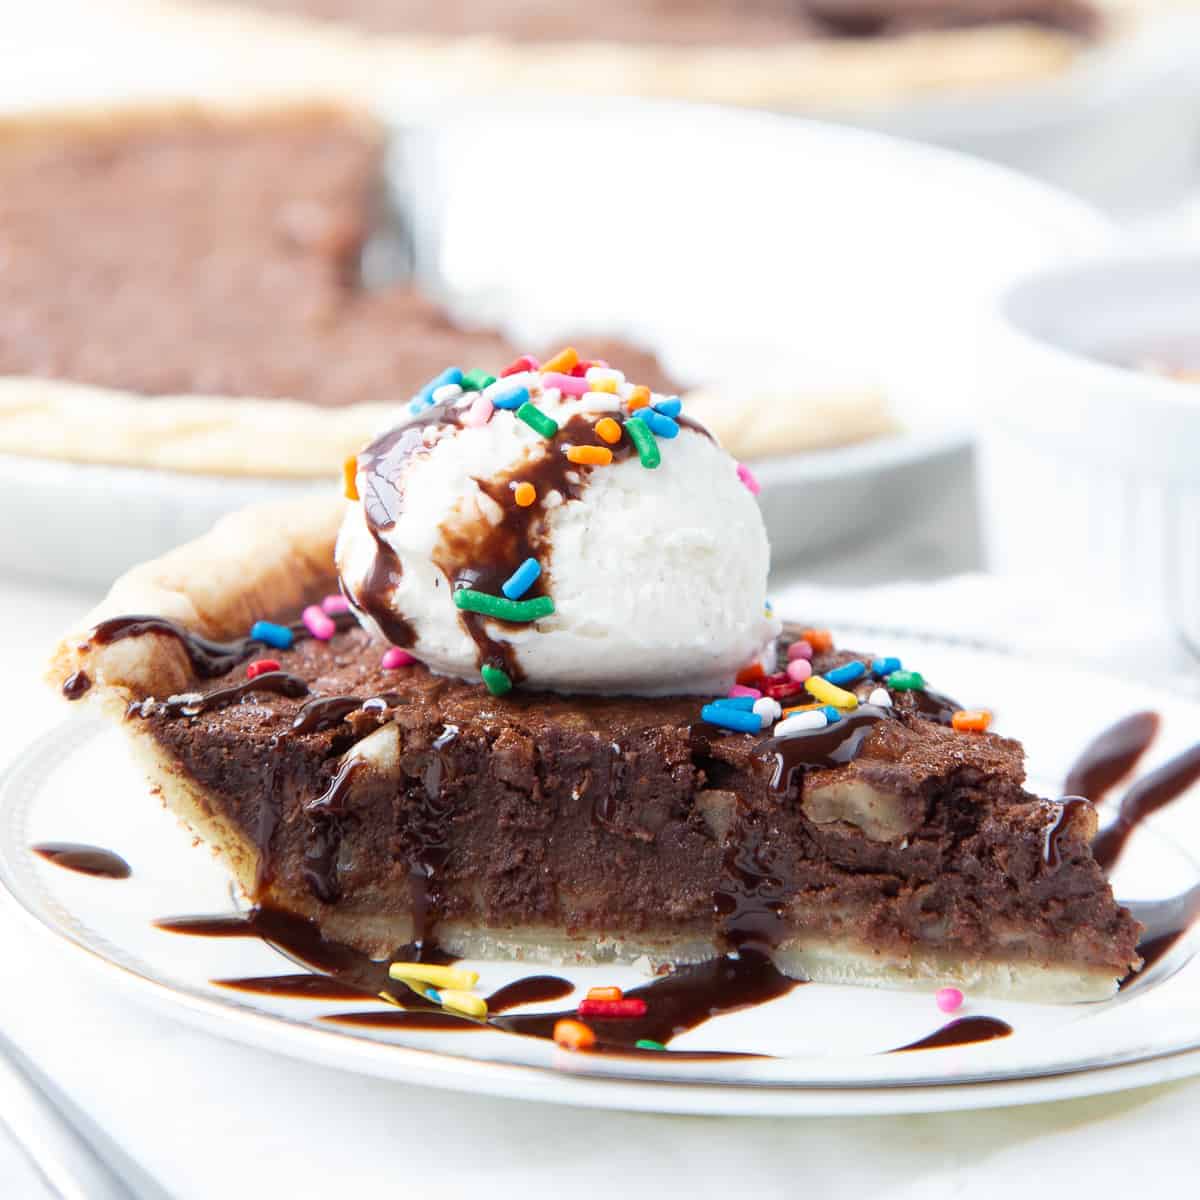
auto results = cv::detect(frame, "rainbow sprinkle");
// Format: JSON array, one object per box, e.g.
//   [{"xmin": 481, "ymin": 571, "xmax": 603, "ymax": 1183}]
[{"xmin": 501, "ymin": 557, "xmax": 542, "ymax": 601}]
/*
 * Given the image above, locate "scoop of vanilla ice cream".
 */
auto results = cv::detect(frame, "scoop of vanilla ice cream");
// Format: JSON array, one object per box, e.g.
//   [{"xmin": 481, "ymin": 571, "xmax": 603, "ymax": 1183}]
[{"xmin": 337, "ymin": 367, "xmax": 779, "ymax": 696}]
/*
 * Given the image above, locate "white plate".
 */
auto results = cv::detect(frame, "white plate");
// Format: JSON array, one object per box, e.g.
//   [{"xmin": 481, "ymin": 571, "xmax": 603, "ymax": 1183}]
[
  {"xmin": 2, "ymin": 631, "xmax": 1199, "ymax": 1115},
  {"xmin": 2, "ymin": 101, "xmax": 1110, "ymax": 587}
]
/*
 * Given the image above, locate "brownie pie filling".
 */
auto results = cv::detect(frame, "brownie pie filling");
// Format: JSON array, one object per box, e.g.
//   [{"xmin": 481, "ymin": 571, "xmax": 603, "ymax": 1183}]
[
  {"xmin": 93, "ymin": 612, "xmax": 1139, "ymax": 989},
  {"xmin": 0, "ymin": 109, "xmax": 673, "ymax": 408}
]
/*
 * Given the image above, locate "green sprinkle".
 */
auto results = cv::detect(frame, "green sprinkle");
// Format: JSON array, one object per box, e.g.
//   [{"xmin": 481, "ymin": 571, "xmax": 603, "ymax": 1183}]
[
  {"xmin": 625, "ymin": 417, "xmax": 660, "ymax": 469},
  {"xmin": 886, "ymin": 670, "xmax": 926, "ymax": 691},
  {"xmin": 635, "ymin": 1039, "xmax": 666, "ymax": 1051},
  {"xmin": 454, "ymin": 589, "xmax": 555, "ymax": 622},
  {"xmin": 460, "ymin": 369, "xmax": 496, "ymax": 392},
  {"xmin": 481, "ymin": 665, "xmax": 512, "ymax": 696},
  {"xmin": 516, "ymin": 401, "xmax": 559, "ymax": 439}
]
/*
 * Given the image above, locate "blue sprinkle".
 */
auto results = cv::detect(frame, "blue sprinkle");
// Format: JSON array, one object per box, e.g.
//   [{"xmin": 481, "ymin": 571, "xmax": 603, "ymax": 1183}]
[
  {"xmin": 501, "ymin": 557, "xmax": 542, "ymax": 600},
  {"xmin": 408, "ymin": 397, "xmax": 433, "ymax": 415},
  {"xmin": 653, "ymin": 396, "xmax": 682, "ymax": 417},
  {"xmin": 411, "ymin": 366, "xmax": 463, "ymax": 410},
  {"xmin": 825, "ymin": 660, "xmax": 866, "ymax": 687},
  {"xmin": 492, "ymin": 384, "xmax": 530, "ymax": 411},
  {"xmin": 251, "ymin": 620, "xmax": 294, "ymax": 650},
  {"xmin": 710, "ymin": 696, "xmax": 757, "ymax": 711},
  {"xmin": 821, "ymin": 705, "xmax": 842, "ymax": 723},
  {"xmin": 640, "ymin": 409, "xmax": 680, "ymax": 439},
  {"xmin": 872, "ymin": 657, "xmax": 902, "ymax": 678},
  {"xmin": 426, "ymin": 987, "xmax": 442, "ymax": 1004},
  {"xmin": 701, "ymin": 703, "xmax": 764, "ymax": 733}
]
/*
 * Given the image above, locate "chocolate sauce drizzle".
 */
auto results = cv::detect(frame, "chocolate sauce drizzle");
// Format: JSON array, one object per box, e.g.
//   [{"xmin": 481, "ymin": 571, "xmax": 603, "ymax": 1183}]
[
  {"xmin": 888, "ymin": 1016, "xmax": 1013, "ymax": 1053},
  {"xmin": 1041, "ymin": 797, "xmax": 1091, "ymax": 868},
  {"xmin": 149, "ymin": 671, "xmax": 311, "ymax": 719},
  {"xmin": 61, "ymin": 670, "xmax": 92, "ymax": 700},
  {"xmin": 32, "ymin": 843, "xmax": 131, "ymax": 879},
  {"xmin": 292, "ymin": 692, "xmax": 404, "ymax": 736},
  {"xmin": 1057, "ymin": 712, "xmax": 1200, "ymax": 985}
]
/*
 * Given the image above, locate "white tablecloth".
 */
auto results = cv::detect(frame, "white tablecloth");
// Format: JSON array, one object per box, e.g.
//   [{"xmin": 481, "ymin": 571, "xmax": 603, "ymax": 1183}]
[{"xmin": 2, "ymin": 571, "xmax": 1198, "ymax": 1199}]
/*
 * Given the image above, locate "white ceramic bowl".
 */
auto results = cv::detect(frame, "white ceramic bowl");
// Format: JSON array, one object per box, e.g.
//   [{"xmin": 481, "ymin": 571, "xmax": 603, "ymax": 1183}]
[
  {"xmin": 980, "ymin": 253, "xmax": 1200, "ymax": 653},
  {"xmin": 2, "ymin": 101, "xmax": 1111, "ymax": 587}
]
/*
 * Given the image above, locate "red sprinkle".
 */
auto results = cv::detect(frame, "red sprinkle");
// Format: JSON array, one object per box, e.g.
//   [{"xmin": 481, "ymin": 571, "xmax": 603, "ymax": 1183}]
[
  {"xmin": 766, "ymin": 682, "xmax": 803, "ymax": 701},
  {"xmin": 569, "ymin": 358, "xmax": 608, "ymax": 377},
  {"xmin": 577, "ymin": 998, "xmax": 648, "ymax": 1019},
  {"xmin": 736, "ymin": 662, "xmax": 767, "ymax": 687},
  {"xmin": 246, "ymin": 659, "xmax": 280, "ymax": 679},
  {"xmin": 500, "ymin": 354, "xmax": 540, "ymax": 377}
]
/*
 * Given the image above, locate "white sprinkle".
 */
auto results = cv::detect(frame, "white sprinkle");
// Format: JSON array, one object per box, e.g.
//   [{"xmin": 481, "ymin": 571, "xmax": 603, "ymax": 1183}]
[
  {"xmin": 868, "ymin": 688, "xmax": 892, "ymax": 708},
  {"xmin": 617, "ymin": 380, "xmax": 635, "ymax": 400},
  {"xmin": 483, "ymin": 371, "xmax": 536, "ymax": 400},
  {"xmin": 541, "ymin": 387, "xmax": 562, "ymax": 405},
  {"xmin": 774, "ymin": 711, "xmax": 828, "ymax": 737},
  {"xmin": 476, "ymin": 492, "xmax": 504, "ymax": 526},
  {"xmin": 432, "ymin": 383, "xmax": 463, "ymax": 405},
  {"xmin": 753, "ymin": 697, "xmax": 782, "ymax": 726},
  {"xmin": 585, "ymin": 366, "xmax": 625, "ymax": 387},
  {"xmin": 582, "ymin": 390, "xmax": 621, "ymax": 411},
  {"xmin": 543, "ymin": 489, "xmax": 564, "ymax": 509}
]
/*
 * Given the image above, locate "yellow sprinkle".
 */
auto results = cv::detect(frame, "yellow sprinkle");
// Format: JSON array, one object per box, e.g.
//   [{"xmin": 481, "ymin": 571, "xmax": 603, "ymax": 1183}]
[
  {"xmin": 805, "ymin": 676, "xmax": 858, "ymax": 710},
  {"xmin": 438, "ymin": 989, "xmax": 488, "ymax": 1019},
  {"xmin": 590, "ymin": 378, "xmax": 618, "ymax": 393},
  {"xmin": 541, "ymin": 346, "xmax": 578, "ymax": 374},
  {"xmin": 388, "ymin": 978, "xmax": 433, "ymax": 1002},
  {"xmin": 387, "ymin": 962, "xmax": 480, "ymax": 990}
]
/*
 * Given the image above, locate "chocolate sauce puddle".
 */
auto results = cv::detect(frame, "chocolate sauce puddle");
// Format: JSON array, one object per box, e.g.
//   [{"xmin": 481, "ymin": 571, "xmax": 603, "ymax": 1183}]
[
  {"xmin": 32, "ymin": 843, "xmax": 131, "ymax": 879},
  {"xmin": 61, "ymin": 670, "xmax": 92, "ymax": 700}
]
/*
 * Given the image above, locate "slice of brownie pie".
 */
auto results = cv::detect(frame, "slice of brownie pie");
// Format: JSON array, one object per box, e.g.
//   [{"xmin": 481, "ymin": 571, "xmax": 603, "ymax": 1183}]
[{"xmin": 49, "ymin": 354, "xmax": 1141, "ymax": 1002}]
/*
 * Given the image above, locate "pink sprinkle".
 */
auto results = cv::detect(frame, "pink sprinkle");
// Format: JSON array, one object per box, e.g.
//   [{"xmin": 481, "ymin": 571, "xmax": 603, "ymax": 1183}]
[
  {"xmin": 786, "ymin": 658, "xmax": 813, "ymax": 684},
  {"xmin": 540, "ymin": 372, "xmax": 589, "ymax": 396},
  {"xmin": 728, "ymin": 684, "xmax": 762, "ymax": 699},
  {"xmin": 936, "ymin": 987, "xmax": 964, "ymax": 1013},
  {"xmin": 302, "ymin": 605, "xmax": 336, "ymax": 641},
  {"xmin": 382, "ymin": 647, "xmax": 416, "ymax": 669},
  {"xmin": 321, "ymin": 594, "xmax": 350, "ymax": 615},
  {"xmin": 736, "ymin": 462, "xmax": 761, "ymax": 496},
  {"xmin": 787, "ymin": 639, "xmax": 814, "ymax": 662},
  {"xmin": 463, "ymin": 394, "xmax": 494, "ymax": 428}
]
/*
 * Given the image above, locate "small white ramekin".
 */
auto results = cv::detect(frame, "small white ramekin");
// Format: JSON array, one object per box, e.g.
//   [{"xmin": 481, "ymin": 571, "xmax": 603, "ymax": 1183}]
[{"xmin": 979, "ymin": 254, "xmax": 1200, "ymax": 653}]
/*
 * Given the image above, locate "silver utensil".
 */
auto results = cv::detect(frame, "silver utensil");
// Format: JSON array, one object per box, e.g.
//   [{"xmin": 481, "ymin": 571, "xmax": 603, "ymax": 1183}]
[{"xmin": 0, "ymin": 1029, "xmax": 171, "ymax": 1200}]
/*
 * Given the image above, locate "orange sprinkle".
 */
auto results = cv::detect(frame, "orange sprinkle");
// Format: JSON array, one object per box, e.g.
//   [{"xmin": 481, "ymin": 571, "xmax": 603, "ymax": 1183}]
[
  {"xmin": 566, "ymin": 445, "xmax": 613, "ymax": 466},
  {"xmin": 586, "ymin": 986, "xmax": 623, "ymax": 1003},
  {"xmin": 553, "ymin": 1018, "xmax": 595, "ymax": 1051},
  {"xmin": 782, "ymin": 703, "xmax": 823, "ymax": 716},
  {"xmin": 513, "ymin": 481, "xmax": 536, "ymax": 507},
  {"xmin": 952, "ymin": 710, "xmax": 992, "ymax": 733},
  {"xmin": 342, "ymin": 456, "xmax": 359, "ymax": 501},
  {"xmin": 736, "ymin": 662, "xmax": 766, "ymax": 687},
  {"xmin": 627, "ymin": 386, "xmax": 651, "ymax": 411},
  {"xmin": 800, "ymin": 628, "xmax": 834, "ymax": 654},
  {"xmin": 541, "ymin": 346, "xmax": 578, "ymax": 375},
  {"xmin": 594, "ymin": 417, "xmax": 622, "ymax": 445}
]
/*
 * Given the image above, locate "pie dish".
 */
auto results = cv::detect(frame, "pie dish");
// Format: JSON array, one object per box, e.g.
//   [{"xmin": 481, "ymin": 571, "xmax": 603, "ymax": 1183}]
[
  {"xmin": 0, "ymin": 98, "xmax": 892, "ymax": 478},
  {"xmin": 47, "ymin": 353, "xmax": 1141, "ymax": 1004},
  {"xmin": 176, "ymin": 0, "xmax": 1131, "ymax": 112}
]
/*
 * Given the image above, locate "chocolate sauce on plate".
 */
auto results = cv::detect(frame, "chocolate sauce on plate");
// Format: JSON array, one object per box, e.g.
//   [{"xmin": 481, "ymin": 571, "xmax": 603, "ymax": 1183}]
[
  {"xmin": 889, "ymin": 1016, "xmax": 1013, "ymax": 1053},
  {"xmin": 1064, "ymin": 710, "xmax": 1160, "ymax": 806},
  {"xmin": 32, "ymin": 843, "xmax": 131, "ymax": 879}
]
